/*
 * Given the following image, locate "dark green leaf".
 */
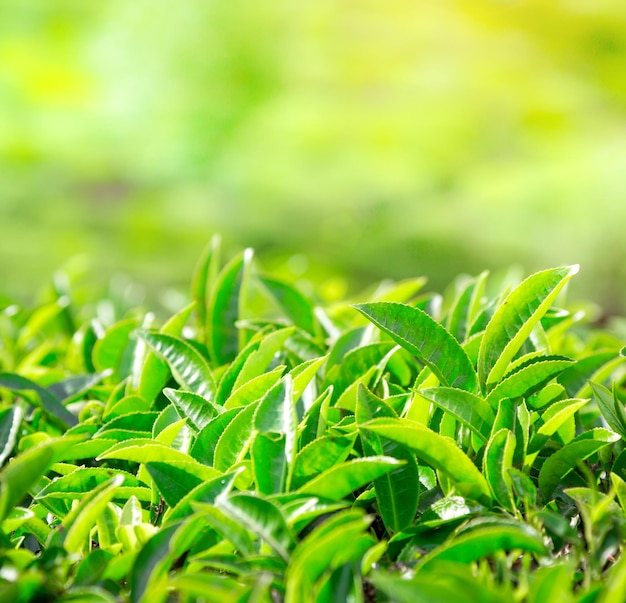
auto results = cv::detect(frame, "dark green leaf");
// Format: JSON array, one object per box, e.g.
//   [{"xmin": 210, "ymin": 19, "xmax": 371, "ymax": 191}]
[
  {"xmin": 538, "ymin": 429, "xmax": 620, "ymax": 498},
  {"xmin": 163, "ymin": 471, "xmax": 239, "ymax": 525},
  {"xmin": 0, "ymin": 406, "xmax": 21, "ymax": 466},
  {"xmin": 145, "ymin": 462, "xmax": 205, "ymax": 508},
  {"xmin": 0, "ymin": 372, "xmax": 77, "ymax": 427},
  {"xmin": 418, "ymin": 522, "xmax": 547, "ymax": 570}
]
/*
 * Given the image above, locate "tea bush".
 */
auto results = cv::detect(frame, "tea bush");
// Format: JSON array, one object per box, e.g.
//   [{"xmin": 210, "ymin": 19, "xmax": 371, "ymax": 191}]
[{"xmin": 2, "ymin": 238, "xmax": 626, "ymax": 601}]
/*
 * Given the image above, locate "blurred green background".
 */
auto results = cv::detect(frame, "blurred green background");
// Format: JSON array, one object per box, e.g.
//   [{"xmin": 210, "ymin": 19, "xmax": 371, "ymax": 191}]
[{"xmin": 2, "ymin": 1, "xmax": 626, "ymax": 311}]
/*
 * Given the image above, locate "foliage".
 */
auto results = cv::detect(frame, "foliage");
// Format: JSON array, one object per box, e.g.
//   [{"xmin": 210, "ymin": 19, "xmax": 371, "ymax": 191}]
[{"xmin": 3, "ymin": 241, "xmax": 626, "ymax": 601}]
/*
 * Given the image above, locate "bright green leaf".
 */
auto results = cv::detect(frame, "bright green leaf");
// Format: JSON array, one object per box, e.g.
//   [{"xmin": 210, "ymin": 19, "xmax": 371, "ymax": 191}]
[
  {"xmin": 477, "ymin": 266, "xmax": 578, "ymax": 389},
  {"xmin": 353, "ymin": 302, "xmax": 478, "ymax": 392}
]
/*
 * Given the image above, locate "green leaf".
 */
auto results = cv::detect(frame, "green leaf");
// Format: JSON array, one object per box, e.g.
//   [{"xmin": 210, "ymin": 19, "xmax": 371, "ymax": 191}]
[
  {"xmin": 232, "ymin": 326, "xmax": 294, "ymax": 390},
  {"xmin": 251, "ymin": 432, "xmax": 288, "ymax": 495},
  {"xmin": 98, "ymin": 441, "xmax": 219, "ymax": 483},
  {"xmin": 527, "ymin": 398, "xmax": 589, "ymax": 464},
  {"xmin": 323, "ymin": 342, "xmax": 396, "ymax": 401},
  {"xmin": 297, "ymin": 456, "xmax": 405, "ymax": 501},
  {"xmin": 557, "ymin": 351, "xmax": 620, "ymax": 398},
  {"xmin": 163, "ymin": 471, "xmax": 239, "ymax": 525},
  {"xmin": 168, "ymin": 573, "xmax": 248, "ymax": 603},
  {"xmin": 96, "ymin": 412, "xmax": 159, "ymax": 437},
  {"xmin": 93, "ymin": 318, "xmax": 139, "ymax": 380},
  {"xmin": 261, "ymin": 275, "xmax": 317, "ymax": 335},
  {"xmin": 191, "ymin": 502, "xmax": 255, "ymax": 555},
  {"xmin": 214, "ymin": 338, "xmax": 261, "ymax": 405},
  {"xmin": 419, "ymin": 387, "xmax": 494, "ymax": 442},
  {"xmin": 0, "ymin": 372, "xmax": 77, "ymax": 427},
  {"xmin": 356, "ymin": 387, "xmax": 418, "ymax": 532},
  {"xmin": 418, "ymin": 522, "xmax": 547, "ymax": 570},
  {"xmin": 145, "ymin": 463, "xmax": 206, "ymax": 508},
  {"xmin": 290, "ymin": 355, "xmax": 327, "ymax": 403},
  {"xmin": 47, "ymin": 372, "xmax": 107, "ymax": 403},
  {"xmin": 538, "ymin": 398, "xmax": 589, "ymax": 438},
  {"xmin": 0, "ymin": 435, "xmax": 84, "ymax": 523},
  {"xmin": 62, "ymin": 475, "xmax": 124, "ymax": 555},
  {"xmin": 213, "ymin": 401, "xmax": 260, "ymax": 471},
  {"xmin": 129, "ymin": 523, "xmax": 178, "ymax": 603},
  {"xmin": 35, "ymin": 467, "xmax": 149, "ymax": 505},
  {"xmin": 486, "ymin": 357, "xmax": 574, "ymax": 407},
  {"xmin": 353, "ymin": 302, "xmax": 478, "ymax": 393},
  {"xmin": 190, "ymin": 407, "xmax": 243, "ymax": 466},
  {"xmin": 192, "ymin": 234, "xmax": 222, "ymax": 335},
  {"xmin": 103, "ymin": 395, "xmax": 151, "ymax": 422},
  {"xmin": 360, "ymin": 418, "xmax": 491, "ymax": 504},
  {"xmin": 594, "ymin": 549, "xmax": 626, "ymax": 603},
  {"xmin": 223, "ymin": 365, "xmax": 285, "ymax": 410},
  {"xmin": 207, "ymin": 248, "xmax": 254, "ymax": 365},
  {"xmin": 0, "ymin": 406, "xmax": 21, "ymax": 466},
  {"xmin": 355, "ymin": 383, "xmax": 397, "ymax": 423},
  {"xmin": 133, "ymin": 303, "xmax": 196, "ymax": 402},
  {"xmin": 372, "ymin": 565, "xmax": 504, "ymax": 603},
  {"xmin": 483, "ymin": 428, "xmax": 516, "ymax": 511},
  {"xmin": 590, "ymin": 382, "xmax": 626, "ymax": 440},
  {"xmin": 254, "ymin": 376, "xmax": 296, "ymax": 437},
  {"xmin": 216, "ymin": 492, "xmax": 295, "ymax": 561},
  {"xmin": 137, "ymin": 331, "xmax": 216, "ymax": 400},
  {"xmin": 163, "ymin": 388, "xmax": 220, "ymax": 431},
  {"xmin": 285, "ymin": 510, "xmax": 374, "ymax": 603},
  {"xmin": 526, "ymin": 565, "xmax": 574, "ymax": 603},
  {"xmin": 477, "ymin": 265, "xmax": 579, "ymax": 389},
  {"xmin": 538, "ymin": 429, "xmax": 620, "ymax": 498},
  {"xmin": 292, "ymin": 435, "xmax": 355, "ymax": 491},
  {"xmin": 372, "ymin": 441, "xmax": 419, "ymax": 533},
  {"xmin": 446, "ymin": 271, "xmax": 489, "ymax": 343}
]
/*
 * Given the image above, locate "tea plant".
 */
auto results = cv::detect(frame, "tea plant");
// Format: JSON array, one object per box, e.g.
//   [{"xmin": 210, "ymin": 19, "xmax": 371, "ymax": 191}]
[{"xmin": 2, "ymin": 236, "xmax": 626, "ymax": 602}]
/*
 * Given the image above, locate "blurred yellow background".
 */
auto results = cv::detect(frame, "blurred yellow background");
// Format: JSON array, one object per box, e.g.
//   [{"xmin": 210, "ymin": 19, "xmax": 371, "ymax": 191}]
[{"xmin": 2, "ymin": 1, "xmax": 626, "ymax": 310}]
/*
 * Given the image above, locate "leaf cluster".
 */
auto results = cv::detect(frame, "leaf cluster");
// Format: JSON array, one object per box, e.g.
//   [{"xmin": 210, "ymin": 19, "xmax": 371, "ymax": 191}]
[{"xmin": 2, "ymin": 240, "xmax": 626, "ymax": 601}]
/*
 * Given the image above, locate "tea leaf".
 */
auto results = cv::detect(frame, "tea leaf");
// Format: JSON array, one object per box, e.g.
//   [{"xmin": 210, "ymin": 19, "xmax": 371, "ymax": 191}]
[
  {"xmin": 0, "ymin": 372, "xmax": 77, "ymax": 427},
  {"xmin": 297, "ymin": 456, "xmax": 405, "ymax": 501},
  {"xmin": 419, "ymin": 386, "xmax": 494, "ymax": 441},
  {"xmin": 478, "ymin": 266, "xmax": 579, "ymax": 389},
  {"xmin": 207, "ymin": 248, "xmax": 254, "ymax": 364},
  {"xmin": 137, "ymin": 331, "xmax": 216, "ymax": 401},
  {"xmin": 538, "ymin": 429, "xmax": 620, "ymax": 498},
  {"xmin": 354, "ymin": 302, "xmax": 478, "ymax": 393},
  {"xmin": 418, "ymin": 522, "xmax": 547, "ymax": 570},
  {"xmin": 360, "ymin": 418, "xmax": 491, "ymax": 504}
]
